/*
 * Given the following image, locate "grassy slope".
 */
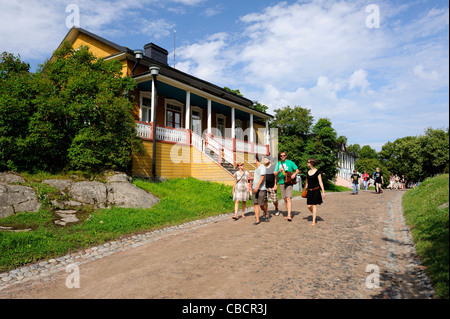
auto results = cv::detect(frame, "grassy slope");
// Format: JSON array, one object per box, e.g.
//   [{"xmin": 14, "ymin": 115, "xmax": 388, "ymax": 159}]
[{"xmin": 402, "ymin": 174, "xmax": 449, "ymax": 299}]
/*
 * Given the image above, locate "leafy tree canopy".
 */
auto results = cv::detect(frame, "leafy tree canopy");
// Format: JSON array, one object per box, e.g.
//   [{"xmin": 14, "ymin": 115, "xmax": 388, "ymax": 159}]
[{"xmin": 0, "ymin": 43, "xmax": 142, "ymax": 174}]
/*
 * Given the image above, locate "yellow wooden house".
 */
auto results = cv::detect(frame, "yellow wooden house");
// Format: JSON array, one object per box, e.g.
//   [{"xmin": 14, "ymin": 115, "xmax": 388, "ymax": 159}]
[{"xmin": 57, "ymin": 27, "xmax": 275, "ymax": 185}]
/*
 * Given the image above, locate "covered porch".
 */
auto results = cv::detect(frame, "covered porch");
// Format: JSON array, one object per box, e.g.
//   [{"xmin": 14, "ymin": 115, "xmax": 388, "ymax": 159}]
[{"xmin": 132, "ymin": 68, "xmax": 273, "ymax": 181}]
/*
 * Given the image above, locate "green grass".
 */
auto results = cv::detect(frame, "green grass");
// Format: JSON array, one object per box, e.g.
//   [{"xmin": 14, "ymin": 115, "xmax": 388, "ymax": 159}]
[
  {"xmin": 402, "ymin": 174, "xmax": 449, "ymax": 299},
  {"xmin": 324, "ymin": 180, "xmax": 352, "ymax": 192},
  {"xmin": 0, "ymin": 177, "xmax": 235, "ymax": 272}
]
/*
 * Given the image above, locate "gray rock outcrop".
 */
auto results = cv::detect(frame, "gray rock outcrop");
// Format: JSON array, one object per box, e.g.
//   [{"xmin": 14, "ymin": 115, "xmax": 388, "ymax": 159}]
[
  {"xmin": 0, "ymin": 172, "xmax": 159, "ymax": 219},
  {"xmin": 1, "ymin": 173, "xmax": 41, "ymax": 218},
  {"xmin": 0, "ymin": 183, "xmax": 41, "ymax": 218}
]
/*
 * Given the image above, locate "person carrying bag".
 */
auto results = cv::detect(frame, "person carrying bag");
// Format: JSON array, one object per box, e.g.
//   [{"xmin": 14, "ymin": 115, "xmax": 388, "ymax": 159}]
[{"xmin": 274, "ymin": 152, "xmax": 299, "ymax": 222}]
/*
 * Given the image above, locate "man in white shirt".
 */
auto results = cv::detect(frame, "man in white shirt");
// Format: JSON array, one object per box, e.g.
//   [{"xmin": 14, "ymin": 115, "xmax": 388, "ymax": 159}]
[{"xmin": 252, "ymin": 154, "xmax": 269, "ymax": 225}]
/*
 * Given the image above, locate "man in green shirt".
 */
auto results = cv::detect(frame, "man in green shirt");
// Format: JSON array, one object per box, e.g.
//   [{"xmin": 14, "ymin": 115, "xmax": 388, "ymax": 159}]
[{"xmin": 274, "ymin": 151, "xmax": 299, "ymax": 221}]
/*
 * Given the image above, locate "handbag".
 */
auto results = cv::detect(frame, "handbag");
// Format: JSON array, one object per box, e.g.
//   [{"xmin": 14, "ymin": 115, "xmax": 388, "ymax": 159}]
[
  {"xmin": 281, "ymin": 163, "xmax": 298, "ymax": 185},
  {"xmin": 303, "ymin": 185, "xmax": 319, "ymax": 198},
  {"xmin": 301, "ymin": 187, "xmax": 308, "ymax": 198}
]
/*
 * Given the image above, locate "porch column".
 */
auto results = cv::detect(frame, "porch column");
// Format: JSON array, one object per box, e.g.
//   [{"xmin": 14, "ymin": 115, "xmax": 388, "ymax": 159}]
[
  {"xmin": 151, "ymin": 79, "xmax": 156, "ymax": 123},
  {"xmin": 231, "ymin": 107, "xmax": 235, "ymax": 139},
  {"xmin": 185, "ymin": 91, "xmax": 191, "ymax": 130},
  {"xmin": 265, "ymin": 120, "xmax": 269, "ymax": 145},
  {"xmin": 231, "ymin": 107, "xmax": 236, "ymax": 152},
  {"xmin": 249, "ymin": 114, "xmax": 254, "ymax": 143},
  {"xmin": 250, "ymin": 114, "xmax": 254, "ymax": 153},
  {"xmin": 207, "ymin": 99, "xmax": 212, "ymax": 134}
]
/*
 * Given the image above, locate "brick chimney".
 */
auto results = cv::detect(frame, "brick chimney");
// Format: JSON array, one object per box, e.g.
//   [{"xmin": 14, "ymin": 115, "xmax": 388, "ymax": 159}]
[{"xmin": 144, "ymin": 43, "xmax": 168, "ymax": 65}]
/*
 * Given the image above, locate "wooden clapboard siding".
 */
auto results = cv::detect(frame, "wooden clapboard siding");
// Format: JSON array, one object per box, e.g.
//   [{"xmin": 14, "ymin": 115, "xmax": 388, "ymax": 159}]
[
  {"xmin": 236, "ymin": 151, "xmax": 256, "ymax": 173},
  {"xmin": 72, "ymin": 33, "xmax": 121, "ymax": 58},
  {"xmin": 190, "ymin": 147, "xmax": 234, "ymax": 185},
  {"xmin": 132, "ymin": 140, "xmax": 234, "ymax": 185},
  {"xmin": 71, "ymin": 33, "xmax": 128, "ymax": 77},
  {"xmin": 132, "ymin": 141, "xmax": 190, "ymax": 178}
]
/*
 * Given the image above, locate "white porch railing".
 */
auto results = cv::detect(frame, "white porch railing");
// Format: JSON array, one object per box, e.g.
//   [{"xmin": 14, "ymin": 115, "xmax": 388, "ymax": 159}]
[
  {"xmin": 254, "ymin": 143, "xmax": 268, "ymax": 155},
  {"xmin": 191, "ymin": 131, "xmax": 206, "ymax": 153},
  {"xmin": 136, "ymin": 122, "xmax": 152, "ymax": 139},
  {"xmin": 136, "ymin": 122, "xmax": 188, "ymax": 144},
  {"xmin": 136, "ymin": 122, "xmax": 269, "ymax": 163},
  {"xmin": 207, "ymin": 135, "xmax": 234, "ymax": 165},
  {"xmin": 156, "ymin": 126, "xmax": 188, "ymax": 144}
]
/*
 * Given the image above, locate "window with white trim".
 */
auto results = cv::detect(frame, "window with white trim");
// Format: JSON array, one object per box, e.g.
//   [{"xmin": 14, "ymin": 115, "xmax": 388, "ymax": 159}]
[
  {"xmin": 235, "ymin": 119, "xmax": 243, "ymax": 140},
  {"xmin": 140, "ymin": 95, "xmax": 152, "ymax": 123},
  {"xmin": 191, "ymin": 106, "xmax": 203, "ymax": 136},
  {"xmin": 216, "ymin": 115, "xmax": 226, "ymax": 138},
  {"xmin": 165, "ymin": 99, "xmax": 184, "ymax": 129}
]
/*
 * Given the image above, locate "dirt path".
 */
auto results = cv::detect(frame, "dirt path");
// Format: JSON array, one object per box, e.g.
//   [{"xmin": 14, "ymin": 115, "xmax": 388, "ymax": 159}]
[{"xmin": 0, "ymin": 189, "xmax": 433, "ymax": 299}]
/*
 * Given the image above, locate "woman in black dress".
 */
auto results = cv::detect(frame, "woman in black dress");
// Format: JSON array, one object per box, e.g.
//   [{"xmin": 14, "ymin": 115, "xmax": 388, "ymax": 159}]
[{"xmin": 304, "ymin": 158, "xmax": 326, "ymax": 226}]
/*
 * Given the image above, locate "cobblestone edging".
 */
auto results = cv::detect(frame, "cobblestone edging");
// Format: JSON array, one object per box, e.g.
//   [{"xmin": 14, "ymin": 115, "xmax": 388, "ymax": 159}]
[
  {"xmin": 0, "ymin": 212, "xmax": 238, "ymax": 291},
  {"xmin": 379, "ymin": 192, "xmax": 435, "ymax": 299}
]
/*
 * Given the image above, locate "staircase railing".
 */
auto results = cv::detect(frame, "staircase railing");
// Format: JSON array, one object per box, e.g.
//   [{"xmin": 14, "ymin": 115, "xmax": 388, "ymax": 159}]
[{"xmin": 137, "ymin": 122, "xmax": 264, "ymax": 173}]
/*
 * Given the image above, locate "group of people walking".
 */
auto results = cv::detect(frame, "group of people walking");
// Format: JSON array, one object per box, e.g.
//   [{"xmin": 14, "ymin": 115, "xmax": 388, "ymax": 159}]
[
  {"xmin": 350, "ymin": 168, "xmax": 384, "ymax": 194},
  {"xmin": 350, "ymin": 169, "xmax": 408, "ymax": 195},
  {"xmin": 388, "ymin": 174, "xmax": 407, "ymax": 191},
  {"xmin": 232, "ymin": 152, "xmax": 325, "ymax": 226}
]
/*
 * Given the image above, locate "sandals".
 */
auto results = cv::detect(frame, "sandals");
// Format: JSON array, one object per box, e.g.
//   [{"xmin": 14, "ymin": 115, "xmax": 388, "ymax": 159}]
[{"xmin": 232, "ymin": 216, "xmax": 238, "ymax": 220}]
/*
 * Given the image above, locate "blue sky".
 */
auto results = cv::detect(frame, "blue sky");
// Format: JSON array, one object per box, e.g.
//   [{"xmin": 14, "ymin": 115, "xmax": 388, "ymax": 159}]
[{"xmin": 1, "ymin": 0, "xmax": 448, "ymax": 151}]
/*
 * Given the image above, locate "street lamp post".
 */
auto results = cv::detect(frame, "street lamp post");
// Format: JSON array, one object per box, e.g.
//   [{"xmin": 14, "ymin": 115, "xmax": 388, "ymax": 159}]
[{"xmin": 149, "ymin": 66, "xmax": 160, "ymax": 177}]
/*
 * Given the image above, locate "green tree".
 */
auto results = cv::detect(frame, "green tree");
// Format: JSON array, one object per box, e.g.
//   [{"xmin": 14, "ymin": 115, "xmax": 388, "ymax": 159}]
[
  {"xmin": 419, "ymin": 127, "xmax": 449, "ymax": 177},
  {"xmin": 270, "ymin": 105, "xmax": 313, "ymax": 169},
  {"xmin": 346, "ymin": 144, "xmax": 361, "ymax": 157},
  {"xmin": 358, "ymin": 145, "xmax": 378, "ymax": 159},
  {"xmin": 378, "ymin": 132, "xmax": 444, "ymax": 182},
  {"xmin": 0, "ymin": 52, "xmax": 36, "ymax": 171},
  {"xmin": 0, "ymin": 43, "xmax": 142, "ymax": 173},
  {"xmin": 303, "ymin": 118, "xmax": 339, "ymax": 181}
]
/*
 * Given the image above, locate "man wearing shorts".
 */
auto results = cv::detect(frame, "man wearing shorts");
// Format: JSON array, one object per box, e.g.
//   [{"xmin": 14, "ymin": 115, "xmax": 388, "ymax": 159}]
[
  {"xmin": 263, "ymin": 157, "xmax": 279, "ymax": 215},
  {"xmin": 252, "ymin": 154, "xmax": 269, "ymax": 225},
  {"xmin": 274, "ymin": 152, "xmax": 299, "ymax": 221}
]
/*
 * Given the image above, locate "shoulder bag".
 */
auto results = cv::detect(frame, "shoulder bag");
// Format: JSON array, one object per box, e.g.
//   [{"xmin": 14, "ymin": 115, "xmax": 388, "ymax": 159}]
[
  {"xmin": 281, "ymin": 162, "xmax": 297, "ymax": 185},
  {"xmin": 301, "ymin": 186, "xmax": 308, "ymax": 198}
]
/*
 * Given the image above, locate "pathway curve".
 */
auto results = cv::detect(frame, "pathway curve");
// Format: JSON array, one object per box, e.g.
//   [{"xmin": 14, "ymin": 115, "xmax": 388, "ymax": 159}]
[{"xmin": 0, "ymin": 189, "xmax": 434, "ymax": 299}]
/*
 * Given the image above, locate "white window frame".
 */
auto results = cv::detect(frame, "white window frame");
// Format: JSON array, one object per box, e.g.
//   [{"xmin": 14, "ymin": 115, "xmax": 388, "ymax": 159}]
[
  {"xmin": 164, "ymin": 99, "xmax": 184, "ymax": 128},
  {"xmin": 216, "ymin": 114, "xmax": 226, "ymax": 138},
  {"xmin": 191, "ymin": 106, "xmax": 203, "ymax": 136},
  {"xmin": 139, "ymin": 92, "xmax": 152, "ymax": 123},
  {"xmin": 235, "ymin": 119, "xmax": 243, "ymax": 141}
]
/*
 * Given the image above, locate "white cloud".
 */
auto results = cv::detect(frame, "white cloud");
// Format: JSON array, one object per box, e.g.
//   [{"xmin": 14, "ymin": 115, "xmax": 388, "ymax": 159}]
[
  {"xmin": 237, "ymin": 1, "xmax": 389, "ymax": 88},
  {"xmin": 413, "ymin": 65, "xmax": 439, "ymax": 81},
  {"xmin": 176, "ymin": 32, "xmax": 234, "ymax": 84},
  {"xmin": 0, "ymin": 0, "xmax": 67, "ymax": 59},
  {"xmin": 349, "ymin": 69, "xmax": 369, "ymax": 91},
  {"xmin": 141, "ymin": 18, "xmax": 176, "ymax": 39},
  {"xmin": 203, "ymin": 5, "xmax": 225, "ymax": 17},
  {"xmin": 173, "ymin": 0, "xmax": 447, "ymax": 150}
]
